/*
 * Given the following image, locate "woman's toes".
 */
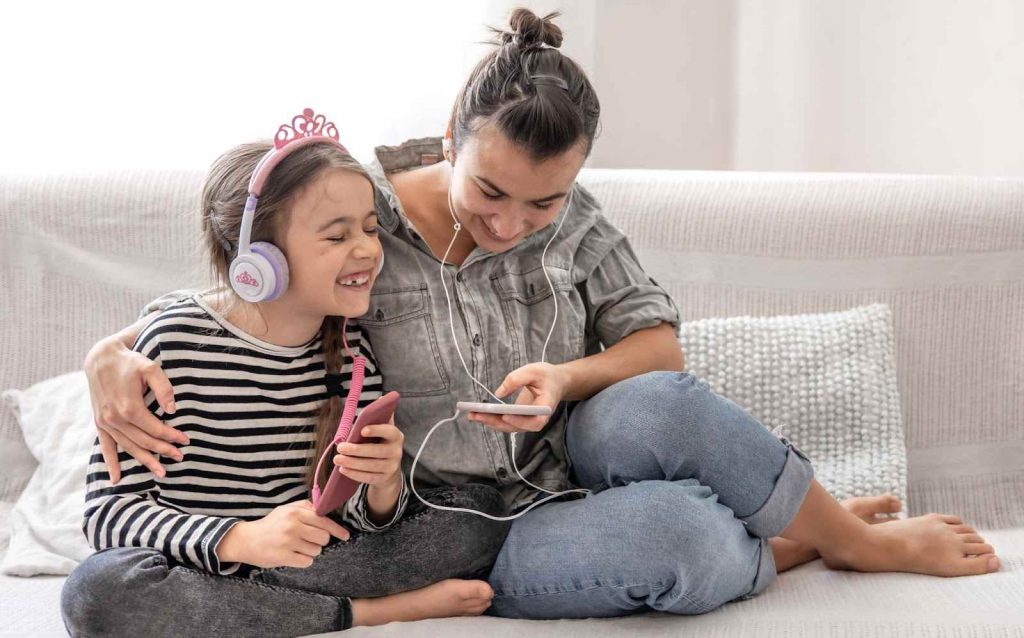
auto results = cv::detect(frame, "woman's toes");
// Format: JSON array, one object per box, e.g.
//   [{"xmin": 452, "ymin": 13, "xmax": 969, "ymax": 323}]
[
  {"xmin": 959, "ymin": 533, "xmax": 985, "ymax": 544},
  {"xmin": 965, "ymin": 555, "xmax": 1001, "ymax": 574},
  {"xmin": 939, "ymin": 514, "xmax": 964, "ymax": 525},
  {"xmin": 963, "ymin": 542, "xmax": 995, "ymax": 556}
]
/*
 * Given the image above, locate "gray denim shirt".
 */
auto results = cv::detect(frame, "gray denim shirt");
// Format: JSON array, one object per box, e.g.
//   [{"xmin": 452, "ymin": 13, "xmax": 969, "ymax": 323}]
[{"xmin": 362, "ymin": 137, "xmax": 681, "ymax": 512}]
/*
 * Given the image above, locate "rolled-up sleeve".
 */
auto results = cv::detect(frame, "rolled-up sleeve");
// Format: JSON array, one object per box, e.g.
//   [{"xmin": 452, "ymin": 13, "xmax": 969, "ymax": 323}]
[{"xmin": 580, "ymin": 226, "xmax": 681, "ymax": 348}]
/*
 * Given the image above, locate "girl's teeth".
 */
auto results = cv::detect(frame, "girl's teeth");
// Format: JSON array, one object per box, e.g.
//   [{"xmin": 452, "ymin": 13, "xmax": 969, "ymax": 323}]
[{"xmin": 339, "ymin": 275, "xmax": 369, "ymax": 287}]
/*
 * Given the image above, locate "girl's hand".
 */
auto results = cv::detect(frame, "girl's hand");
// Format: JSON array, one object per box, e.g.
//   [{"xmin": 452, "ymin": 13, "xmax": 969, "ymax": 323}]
[
  {"xmin": 333, "ymin": 421, "xmax": 404, "ymax": 488},
  {"xmin": 84, "ymin": 323, "xmax": 188, "ymax": 483},
  {"xmin": 468, "ymin": 362, "xmax": 569, "ymax": 433},
  {"xmin": 216, "ymin": 500, "xmax": 350, "ymax": 569}
]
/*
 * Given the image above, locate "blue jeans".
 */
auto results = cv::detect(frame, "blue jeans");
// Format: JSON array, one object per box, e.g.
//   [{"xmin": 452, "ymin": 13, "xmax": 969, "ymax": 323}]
[{"xmin": 486, "ymin": 371, "xmax": 815, "ymax": 618}]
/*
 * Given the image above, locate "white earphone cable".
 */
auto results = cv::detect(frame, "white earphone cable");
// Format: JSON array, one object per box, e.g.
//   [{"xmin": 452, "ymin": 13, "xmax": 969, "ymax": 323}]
[{"xmin": 408, "ymin": 161, "xmax": 590, "ymax": 520}]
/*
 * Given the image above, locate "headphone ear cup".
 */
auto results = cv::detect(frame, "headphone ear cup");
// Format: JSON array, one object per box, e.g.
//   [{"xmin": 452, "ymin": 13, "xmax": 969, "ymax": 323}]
[
  {"xmin": 229, "ymin": 242, "xmax": 289, "ymax": 303},
  {"xmin": 249, "ymin": 242, "xmax": 289, "ymax": 301}
]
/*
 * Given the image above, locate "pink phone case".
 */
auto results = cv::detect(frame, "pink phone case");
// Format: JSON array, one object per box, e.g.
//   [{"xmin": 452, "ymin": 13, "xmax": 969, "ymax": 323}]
[{"xmin": 314, "ymin": 391, "xmax": 400, "ymax": 516}]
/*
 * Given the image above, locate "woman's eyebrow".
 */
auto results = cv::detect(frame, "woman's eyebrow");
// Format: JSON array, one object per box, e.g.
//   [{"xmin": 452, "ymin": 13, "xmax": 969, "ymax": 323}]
[
  {"xmin": 475, "ymin": 176, "xmax": 567, "ymax": 203},
  {"xmin": 316, "ymin": 210, "xmax": 377, "ymax": 233}
]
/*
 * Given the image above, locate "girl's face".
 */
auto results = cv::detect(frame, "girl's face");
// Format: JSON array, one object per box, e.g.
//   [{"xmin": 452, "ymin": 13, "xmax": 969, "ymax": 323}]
[
  {"xmin": 448, "ymin": 123, "xmax": 587, "ymax": 253},
  {"xmin": 277, "ymin": 168, "xmax": 381, "ymax": 319}
]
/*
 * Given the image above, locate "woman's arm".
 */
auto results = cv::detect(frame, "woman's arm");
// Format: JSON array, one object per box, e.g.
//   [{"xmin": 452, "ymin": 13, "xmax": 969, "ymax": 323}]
[
  {"xmin": 559, "ymin": 321, "xmax": 683, "ymax": 401},
  {"xmin": 84, "ymin": 311, "xmax": 186, "ymax": 483},
  {"xmin": 476, "ymin": 323, "xmax": 682, "ymax": 433}
]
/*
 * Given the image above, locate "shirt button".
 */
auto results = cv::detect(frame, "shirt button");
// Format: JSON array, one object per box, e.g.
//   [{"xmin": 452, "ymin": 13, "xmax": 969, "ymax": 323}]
[
  {"xmin": 496, "ymin": 467, "xmax": 509, "ymax": 480},
  {"xmin": 473, "ymin": 334, "xmax": 482, "ymax": 347},
  {"xmin": 456, "ymin": 272, "xmax": 464, "ymax": 283}
]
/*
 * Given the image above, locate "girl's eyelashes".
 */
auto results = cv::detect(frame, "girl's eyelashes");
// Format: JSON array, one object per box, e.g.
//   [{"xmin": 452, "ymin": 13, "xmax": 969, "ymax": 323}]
[
  {"xmin": 481, "ymin": 190, "xmax": 503, "ymax": 201},
  {"xmin": 327, "ymin": 228, "xmax": 378, "ymax": 243}
]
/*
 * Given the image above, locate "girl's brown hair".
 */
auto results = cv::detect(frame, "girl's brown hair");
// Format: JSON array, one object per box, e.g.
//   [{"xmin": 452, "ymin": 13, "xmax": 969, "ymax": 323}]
[
  {"xmin": 449, "ymin": 7, "xmax": 601, "ymax": 160},
  {"xmin": 200, "ymin": 141, "xmax": 372, "ymax": 492}
]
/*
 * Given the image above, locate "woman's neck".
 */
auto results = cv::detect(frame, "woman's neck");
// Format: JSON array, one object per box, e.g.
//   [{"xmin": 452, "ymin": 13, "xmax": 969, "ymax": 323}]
[
  {"xmin": 211, "ymin": 291, "xmax": 324, "ymax": 348},
  {"xmin": 391, "ymin": 161, "xmax": 477, "ymax": 267}
]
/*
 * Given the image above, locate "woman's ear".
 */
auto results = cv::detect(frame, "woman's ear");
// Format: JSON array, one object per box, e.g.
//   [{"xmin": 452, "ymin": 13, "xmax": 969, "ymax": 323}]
[{"xmin": 443, "ymin": 127, "xmax": 455, "ymax": 164}]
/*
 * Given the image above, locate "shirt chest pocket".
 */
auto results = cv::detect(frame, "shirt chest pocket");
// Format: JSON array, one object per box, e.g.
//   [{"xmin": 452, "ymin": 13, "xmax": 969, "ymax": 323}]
[
  {"xmin": 358, "ymin": 286, "xmax": 450, "ymax": 397},
  {"xmin": 491, "ymin": 266, "xmax": 585, "ymax": 368}
]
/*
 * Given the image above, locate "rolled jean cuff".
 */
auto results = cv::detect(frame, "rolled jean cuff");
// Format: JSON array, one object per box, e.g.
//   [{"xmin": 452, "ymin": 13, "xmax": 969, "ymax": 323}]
[
  {"xmin": 738, "ymin": 437, "xmax": 814, "ymax": 539},
  {"xmin": 336, "ymin": 596, "xmax": 353, "ymax": 631},
  {"xmin": 738, "ymin": 536, "xmax": 778, "ymax": 601}
]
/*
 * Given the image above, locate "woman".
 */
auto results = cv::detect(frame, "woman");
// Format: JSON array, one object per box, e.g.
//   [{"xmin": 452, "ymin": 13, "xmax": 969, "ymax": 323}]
[{"xmin": 85, "ymin": 7, "xmax": 999, "ymax": 621}]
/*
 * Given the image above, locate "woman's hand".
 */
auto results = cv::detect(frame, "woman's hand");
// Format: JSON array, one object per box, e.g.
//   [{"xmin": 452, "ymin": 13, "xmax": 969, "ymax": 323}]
[
  {"xmin": 216, "ymin": 500, "xmax": 350, "ymax": 569},
  {"xmin": 468, "ymin": 362, "xmax": 570, "ymax": 433},
  {"xmin": 84, "ymin": 321, "xmax": 188, "ymax": 484}
]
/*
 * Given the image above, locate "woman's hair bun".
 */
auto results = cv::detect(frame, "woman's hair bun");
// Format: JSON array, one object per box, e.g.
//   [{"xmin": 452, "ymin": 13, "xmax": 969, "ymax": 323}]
[{"xmin": 497, "ymin": 7, "xmax": 563, "ymax": 49}]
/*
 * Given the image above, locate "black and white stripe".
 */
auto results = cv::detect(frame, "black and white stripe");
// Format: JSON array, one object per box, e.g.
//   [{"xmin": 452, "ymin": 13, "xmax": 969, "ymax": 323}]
[{"xmin": 84, "ymin": 295, "xmax": 407, "ymax": 575}]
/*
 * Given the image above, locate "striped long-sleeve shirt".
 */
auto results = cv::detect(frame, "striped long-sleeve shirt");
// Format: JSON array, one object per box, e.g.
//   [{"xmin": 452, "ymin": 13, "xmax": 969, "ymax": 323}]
[{"xmin": 83, "ymin": 294, "xmax": 409, "ymax": 575}]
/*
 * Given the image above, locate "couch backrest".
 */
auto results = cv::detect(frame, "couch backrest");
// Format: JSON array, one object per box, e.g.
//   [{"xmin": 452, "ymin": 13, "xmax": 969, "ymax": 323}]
[{"xmin": 2, "ymin": 168, "xmax": 1022, "ymax": 525}]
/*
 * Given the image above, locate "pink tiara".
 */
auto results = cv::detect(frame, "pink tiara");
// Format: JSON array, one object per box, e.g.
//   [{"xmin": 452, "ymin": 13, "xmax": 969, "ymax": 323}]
[
  {"xmin": 273, "ymin": 108, "xmax": 341, "ymax": 150},
  {"xmin": 247, "ymin": 108, "xmax": 347, "ymax": 196}
]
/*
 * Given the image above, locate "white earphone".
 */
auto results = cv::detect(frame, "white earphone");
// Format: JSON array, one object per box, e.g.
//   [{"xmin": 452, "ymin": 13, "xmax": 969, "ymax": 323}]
[{"xmin": 407, "ymin": 142, "xmax": 591, "ymax": 521}]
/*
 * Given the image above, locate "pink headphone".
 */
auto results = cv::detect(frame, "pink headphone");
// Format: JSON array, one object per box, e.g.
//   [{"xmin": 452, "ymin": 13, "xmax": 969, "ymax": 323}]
[{"xmin": 229, "ymin": 108, "xmax": 384, "ymax": 302}]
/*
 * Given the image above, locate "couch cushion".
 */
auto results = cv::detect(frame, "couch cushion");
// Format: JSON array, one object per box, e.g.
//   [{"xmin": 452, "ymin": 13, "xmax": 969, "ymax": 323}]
[{"xmin": 679, "ymin": 303, "xmax": 907, "ymax": 505}]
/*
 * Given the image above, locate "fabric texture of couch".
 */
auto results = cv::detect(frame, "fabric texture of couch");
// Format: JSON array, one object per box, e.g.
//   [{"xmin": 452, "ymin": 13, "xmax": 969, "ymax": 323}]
[{"xmin": 1, "ymin": 168, "xmax": 1021, "ymax": 637}]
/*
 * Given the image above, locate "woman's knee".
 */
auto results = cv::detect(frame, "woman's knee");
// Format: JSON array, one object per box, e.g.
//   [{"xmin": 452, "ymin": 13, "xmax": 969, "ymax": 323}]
[
  {"xmin": 567, "ymin": 372, "xmax": 712, "ymax": 477},
  {"xmin": 62, "ymin": 548, "xmax": 168, "ymax": 637},
  {"xmin": 608, "ymin": 482, "xmax": 766, "ymax": 614}
]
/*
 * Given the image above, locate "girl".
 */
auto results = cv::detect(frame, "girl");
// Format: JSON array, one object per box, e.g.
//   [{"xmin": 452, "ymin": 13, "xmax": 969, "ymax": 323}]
[
  {"xmin": 84, "ymin": 8, "xmax": 999, "ymax": 624},
  {"xmin": 61, "ymin": 112, "xmax": 509, "ymax": 637}
]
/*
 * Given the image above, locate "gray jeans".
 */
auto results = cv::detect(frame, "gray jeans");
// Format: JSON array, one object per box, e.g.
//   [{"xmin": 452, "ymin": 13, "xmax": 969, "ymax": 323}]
[{"xmin": 61, "ymin": 484, "xmax": 510, "ymax": 637}]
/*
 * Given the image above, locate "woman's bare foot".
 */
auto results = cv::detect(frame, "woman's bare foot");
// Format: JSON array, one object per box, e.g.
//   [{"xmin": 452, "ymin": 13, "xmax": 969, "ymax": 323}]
[
  {"xmin": 351, "ymin": 579, "xmax": 494, "ymax": 627},
  {"xmin": 772, "ymin": 494, "xmax": 904, "ymax": 572},
  {"xmin": 841, "ymin": 494, "xmax": 904, "ymax": 524},
  {"xmin": 821, "ymin": 513, "xmax": 1001, "ymax": 577}
]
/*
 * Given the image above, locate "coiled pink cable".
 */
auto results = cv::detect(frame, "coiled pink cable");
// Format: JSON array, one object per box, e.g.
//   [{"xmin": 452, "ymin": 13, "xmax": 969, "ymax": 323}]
[{"xmin": 311, "ymin": 318, "xmax": 367, "ymax": 505}]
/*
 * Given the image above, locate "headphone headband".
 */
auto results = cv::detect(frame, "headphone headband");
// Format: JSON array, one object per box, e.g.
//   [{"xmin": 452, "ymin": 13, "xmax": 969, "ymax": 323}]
[{"xmin": 238, "ymin": 108, "xmax": 348, "ymax": 258}]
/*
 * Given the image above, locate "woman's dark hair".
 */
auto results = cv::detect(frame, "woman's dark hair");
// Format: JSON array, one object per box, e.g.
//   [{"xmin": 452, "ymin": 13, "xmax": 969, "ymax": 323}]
[{"xmin": 448, "ymin": 7, "xmax": 601, "ymax": 161}]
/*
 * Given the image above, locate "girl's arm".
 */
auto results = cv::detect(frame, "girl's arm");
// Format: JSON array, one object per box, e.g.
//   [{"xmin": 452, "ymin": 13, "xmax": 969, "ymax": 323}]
[{"xmin": 83, "ymin": 455, "xmax": 245, "ymax": 574}]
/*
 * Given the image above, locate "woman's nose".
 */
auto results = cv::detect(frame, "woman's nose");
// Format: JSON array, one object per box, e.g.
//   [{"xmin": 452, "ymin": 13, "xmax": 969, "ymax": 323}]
[{"xmin": 491, "ymin": 215, "xmax": 524, "ymax": 238}]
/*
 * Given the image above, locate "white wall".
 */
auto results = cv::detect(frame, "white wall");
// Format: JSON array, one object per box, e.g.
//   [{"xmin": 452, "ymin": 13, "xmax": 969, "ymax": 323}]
[
  {"xmin": 734, "ymin": 1, "xmax": 1024, "ymax": 176},
  {"xmin": 2, "ymin": 1, "xmax": 1022, "ymax": 176}
]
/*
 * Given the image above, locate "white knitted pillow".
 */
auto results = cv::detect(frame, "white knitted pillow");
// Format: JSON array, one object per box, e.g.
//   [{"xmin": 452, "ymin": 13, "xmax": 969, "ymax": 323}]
[{"xmin": 678, "ymin": 303, "xmax": 908, "ymax": 505}]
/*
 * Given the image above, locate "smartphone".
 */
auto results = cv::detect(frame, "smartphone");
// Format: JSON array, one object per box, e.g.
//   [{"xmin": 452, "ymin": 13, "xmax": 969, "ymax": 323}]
[
  {"xmin": 314, "ymin": 391, "xmax": 400, "ymax": 516},
  {"xmin": 456, "ymin": 401, "xmax": 553, "ymax": 417}
]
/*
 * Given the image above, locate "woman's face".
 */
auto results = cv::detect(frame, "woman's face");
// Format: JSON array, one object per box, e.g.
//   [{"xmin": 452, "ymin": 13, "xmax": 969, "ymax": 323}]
[{"xmin": 448, "ymin": 123, "xmax": 587, "ymax": 253}]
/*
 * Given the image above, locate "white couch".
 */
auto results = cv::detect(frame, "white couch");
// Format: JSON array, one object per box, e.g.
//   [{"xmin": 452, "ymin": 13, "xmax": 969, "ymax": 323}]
[{"xmin": 2, "ymin": 168, "xmax": 1022, "ymax": 637}]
